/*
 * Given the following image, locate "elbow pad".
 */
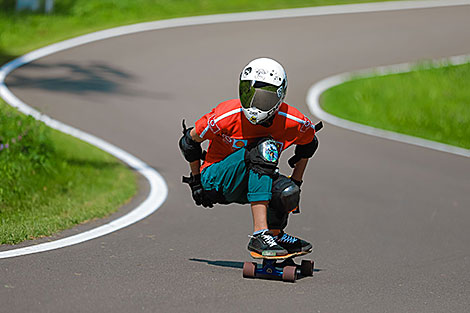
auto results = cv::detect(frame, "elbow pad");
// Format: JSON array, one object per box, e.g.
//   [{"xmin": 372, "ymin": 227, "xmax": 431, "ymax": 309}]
[
  {"xmin": 179, "ymin": 127, "xmax": 203, "ymax": 162},
  {"xmin": 295, "ymin": 135, "xmax": 318, "ymax": 159},
  {"xmin": 288, "ymin": 136, "xmax": 319, "ymax": 168}
]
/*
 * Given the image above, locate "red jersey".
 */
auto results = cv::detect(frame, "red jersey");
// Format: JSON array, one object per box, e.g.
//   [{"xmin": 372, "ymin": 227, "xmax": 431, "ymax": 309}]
[{"xmin": 195, "ymin": 99, "xmax": 317, "ymax": 170}]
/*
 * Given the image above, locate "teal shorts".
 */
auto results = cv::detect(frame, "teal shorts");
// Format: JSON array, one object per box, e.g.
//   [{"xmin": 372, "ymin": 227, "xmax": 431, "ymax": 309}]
[{"xmin": 201, "ymin": 148, "xmax": 273, "ymax": 204}]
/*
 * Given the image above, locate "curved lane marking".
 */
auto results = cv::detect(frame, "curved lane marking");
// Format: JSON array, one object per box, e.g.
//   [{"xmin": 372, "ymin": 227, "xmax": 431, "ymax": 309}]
[
  {"xmin": 307, "ymin": 55, "xmax": 470, "ymax": 158},
  {"xmin": 0, "ymin": 88, "xmax": 169, "ymax": 259},
  {"xmin": 1, "ymin": 0, "xmax": 469, "ymax": 258}
]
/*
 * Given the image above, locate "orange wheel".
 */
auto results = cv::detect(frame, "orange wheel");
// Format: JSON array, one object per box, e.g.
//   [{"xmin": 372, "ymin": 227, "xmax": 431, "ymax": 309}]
[
  {"xmin": 282, "ymin": 266, "xmax": 297, "ymax": 282},
  {"xmin": 300, "ymin": 260, "xmax": 314, "ymax": 276},
  {"xmin": 243, "ymin": 262, "xmax": 256, "ymax": 278}
]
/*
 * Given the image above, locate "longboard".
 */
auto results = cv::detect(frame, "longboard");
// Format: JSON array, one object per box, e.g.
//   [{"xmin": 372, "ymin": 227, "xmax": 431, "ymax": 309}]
[{"xmin": 243, "ymin": 249, "xmax": 314, "ymax": 282}]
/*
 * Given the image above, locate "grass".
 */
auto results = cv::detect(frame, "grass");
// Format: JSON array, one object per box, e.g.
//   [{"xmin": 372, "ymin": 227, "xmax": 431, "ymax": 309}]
[
  {"xmin": 321, "ymin": 62, "xmax": 470, "ymax": 149},
  {"xmin": 0, "ymin": 99, "xmax": 137, "ymax": 244}
]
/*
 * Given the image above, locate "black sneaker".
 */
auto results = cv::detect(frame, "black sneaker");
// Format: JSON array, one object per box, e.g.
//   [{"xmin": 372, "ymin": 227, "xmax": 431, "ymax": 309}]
[
  {"xmin": 275, "ymin": 231, "xmax": 312, "ymax": 254},
  {"xmin": 248, "ymin": 231, "xmax": 288, "ymax": 257}
]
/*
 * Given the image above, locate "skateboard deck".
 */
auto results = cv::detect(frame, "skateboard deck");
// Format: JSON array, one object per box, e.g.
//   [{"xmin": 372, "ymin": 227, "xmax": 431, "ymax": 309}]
[
  {"xmin": 243, "ymin": 249, "xmax": 314, "ymax": 282},
  {"xmin": 249, "ymin": 249, "xmax": 311, "ymax": 260}
]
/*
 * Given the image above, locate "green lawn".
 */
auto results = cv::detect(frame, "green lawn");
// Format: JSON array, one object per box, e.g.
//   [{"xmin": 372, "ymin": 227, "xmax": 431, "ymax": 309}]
[
  {"xmin": 322, "ymin": 62, "xmax": 470, "ymax": 149},
  {"xmin": 0, "ymin": 100, "xmax": 137, "ymax": 244}
]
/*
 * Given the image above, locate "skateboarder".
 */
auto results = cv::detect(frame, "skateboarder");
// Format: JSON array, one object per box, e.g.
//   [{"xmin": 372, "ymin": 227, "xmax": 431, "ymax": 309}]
[{"xmin": 179, "ymin": 57, "xmax": 320, "ymax": 257}]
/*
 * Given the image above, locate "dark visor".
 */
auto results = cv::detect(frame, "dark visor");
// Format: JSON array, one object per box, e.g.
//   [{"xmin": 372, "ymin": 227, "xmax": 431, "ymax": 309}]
[{"xmin": 239, "ymin": 80, "xmax": 281, "ymax": 111}]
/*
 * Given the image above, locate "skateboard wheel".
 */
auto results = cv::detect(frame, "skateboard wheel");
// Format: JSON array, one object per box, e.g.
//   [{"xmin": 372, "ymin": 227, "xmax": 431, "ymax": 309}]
[
  {"xmin": 243, "ymin": 262, "xmax": 256, "ymax": 278},
  {"xmin": 282, "ymin": 266, "xmax": 297, "ymax": 282},
  {"xmin": 300, "ymin": 260, "xmax": 314, "ymax": 276}
]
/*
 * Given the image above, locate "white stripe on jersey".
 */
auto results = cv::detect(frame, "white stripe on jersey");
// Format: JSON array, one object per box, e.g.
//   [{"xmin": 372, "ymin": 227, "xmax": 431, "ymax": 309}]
[
  {"xmin": 215, "ymin": 108, "xmax": 243, "ymax": 123},
  {"xmin": 277, "ymin": 110, "xmax": 314, "ymax": 129},
  {"xmin": 200, "ymin": 108, "xmax": 242, "ymax": 138},
  {"xmin": 277, "ymin": 111, "xmax": 304, "ymax": 124},
  {"xmin": 202, "ymin": 108, "xmax": 311, "ymax": 138}
]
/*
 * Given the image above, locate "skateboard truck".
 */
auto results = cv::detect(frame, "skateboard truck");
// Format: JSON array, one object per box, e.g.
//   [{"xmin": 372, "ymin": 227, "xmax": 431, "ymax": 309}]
[{"xmin": 243, "ymin": 252, "xmax": 314, "ymax": 283}]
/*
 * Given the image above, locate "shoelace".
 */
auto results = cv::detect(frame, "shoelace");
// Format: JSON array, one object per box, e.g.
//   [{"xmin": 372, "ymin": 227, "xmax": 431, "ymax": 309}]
[
  {"xmin": 249, "ymin": 233, "xmax": 279, "ymax": 248},
  {"xmin": 279, "ymin": 233, "xmax": 298, "ymax": 244},
  {"xmin": 261, "ymin": 234, "xmax": 278, "ymax": 247}
]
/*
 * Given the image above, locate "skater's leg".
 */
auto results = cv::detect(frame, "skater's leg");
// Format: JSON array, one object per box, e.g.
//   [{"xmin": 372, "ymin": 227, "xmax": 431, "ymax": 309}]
[
  {"xmin": 248, "ymin": 199, "xmax": 287, "ymax": 256},
  {"xmin": 267, "ymin": 175, "xmax": 312, "ymax": 253},
  {"xmin": 267, "ymin": 175, "xmax": 300, "ymax": 231},
  {"xmin": 251, "ymin": 201, "xmax": 269, "ymax": 233}
]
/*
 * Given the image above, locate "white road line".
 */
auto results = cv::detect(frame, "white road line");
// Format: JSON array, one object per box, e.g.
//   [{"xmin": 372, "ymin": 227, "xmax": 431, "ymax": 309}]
[
  {"xmin": 1, "ymin": 0, "xmax": 469, "ymax": 258},
  {"xmin": 307, "ymin": 56, "xmax": 470, "ymax": 158},
  {"xmin": 0, "ymin": 85, "xmax": 169, "ymax": 259}
]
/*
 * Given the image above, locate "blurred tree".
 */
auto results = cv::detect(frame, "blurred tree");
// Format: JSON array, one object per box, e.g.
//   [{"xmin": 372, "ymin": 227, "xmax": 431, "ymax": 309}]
[{"xmin": 0, "ymin": 0, "xmax": 16, "ymax": 12}]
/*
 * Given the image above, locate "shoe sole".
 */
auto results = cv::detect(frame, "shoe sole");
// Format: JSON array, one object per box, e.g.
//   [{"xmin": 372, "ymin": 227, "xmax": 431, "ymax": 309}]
[{"xmin": 250, "ymin": 249, "xmax": 312, "ymax": 260}]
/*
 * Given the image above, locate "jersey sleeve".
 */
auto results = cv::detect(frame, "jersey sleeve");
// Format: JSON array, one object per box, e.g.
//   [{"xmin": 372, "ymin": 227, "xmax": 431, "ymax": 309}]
[
  {"xmin": 294, "ymin": 115, "xmax": 316, "ymax": 145},
  {"xmin": 194, "ymin": 108, "xmax": 218, "ymax": 141}
]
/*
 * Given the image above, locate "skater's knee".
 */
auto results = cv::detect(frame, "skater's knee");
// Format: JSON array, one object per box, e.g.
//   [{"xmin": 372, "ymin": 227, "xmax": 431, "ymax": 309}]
[{"xmin": 270, "ymin": 175, "xmax": 300, "ymax": 214}]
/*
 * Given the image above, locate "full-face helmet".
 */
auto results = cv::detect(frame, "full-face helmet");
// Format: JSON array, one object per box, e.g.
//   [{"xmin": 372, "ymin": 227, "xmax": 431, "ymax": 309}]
[{"xmin": 239, "ymin": 58, "xmax": 287, "ymax": 125}]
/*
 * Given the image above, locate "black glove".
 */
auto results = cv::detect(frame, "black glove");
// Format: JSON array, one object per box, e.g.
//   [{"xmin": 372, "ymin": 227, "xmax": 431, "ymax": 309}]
[{"xmin": 182, "ymin": 173, "xmax": 214, "ymax": 208}]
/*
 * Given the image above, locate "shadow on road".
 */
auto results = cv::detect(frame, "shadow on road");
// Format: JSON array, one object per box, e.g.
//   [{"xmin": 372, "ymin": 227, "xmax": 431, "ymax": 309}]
[
  {"xmin": 4, "ymin": 61, "xmax": 171, "ymax": 100},
  {"xmin": 189, "ymin": 258, "xmax": 244, "ymax": 269},
  {"xmin": 6, "ymin": 62, "xmax": 132, "ymax": 94}
]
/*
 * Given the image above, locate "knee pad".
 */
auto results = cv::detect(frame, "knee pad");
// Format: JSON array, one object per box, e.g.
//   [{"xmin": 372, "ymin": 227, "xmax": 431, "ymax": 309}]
[
  {"xmin": 245, "ymin": 138, "xmax": 279, "ymax": 178},
  {"xmin": 270, "ymin": 175, "xmax": 300, "ymax": 214}
]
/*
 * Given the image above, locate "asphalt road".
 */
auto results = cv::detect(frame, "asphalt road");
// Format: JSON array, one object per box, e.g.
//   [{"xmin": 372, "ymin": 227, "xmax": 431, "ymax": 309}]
[{"xmin": 2, "ymin": 4, "xmax": 470, "ymax": 313}]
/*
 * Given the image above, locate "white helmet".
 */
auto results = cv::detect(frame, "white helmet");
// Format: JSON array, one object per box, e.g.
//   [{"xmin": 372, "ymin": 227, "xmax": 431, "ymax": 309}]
[{"xmin": 239, "ymin": 58, "xmax": 288, "ymax": 125}]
